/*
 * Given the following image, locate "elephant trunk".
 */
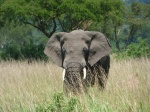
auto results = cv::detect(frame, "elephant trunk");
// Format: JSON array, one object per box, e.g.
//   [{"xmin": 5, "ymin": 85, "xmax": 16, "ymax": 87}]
[
  {"xmin": 63, "ymin": 67, "xmax": 86, "ymax": 81},
  {"xmin": 63, "ymin": 62, "xmax": 86, "ymax": 94}
]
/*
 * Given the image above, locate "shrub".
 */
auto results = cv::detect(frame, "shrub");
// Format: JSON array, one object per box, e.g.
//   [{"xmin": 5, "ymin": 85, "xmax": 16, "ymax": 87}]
[
  {"xmin": 35, "ymin": 93, "xmax": 80, "ymax": 112},
  {"xmin": 126, "ymin": 37, "xmax": 150, "ymax": 57},
  {"xmin": 21, "ymin": 41, "xmax": 47, "ymax": 61},
  {"xmin": 1, "ymin": 44, "xmax": 23, "ymax": 60},
  {"xmin": 116, "ymin": 37, "xmax": 150, "ymax": 59},
  {"xmin": 0, "ymin": 40, "xmax": 47, "ymax": 61}
]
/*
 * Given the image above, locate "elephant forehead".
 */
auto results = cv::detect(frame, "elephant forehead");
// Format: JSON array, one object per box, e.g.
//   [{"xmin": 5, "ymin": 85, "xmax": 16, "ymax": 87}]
[
  {"xmin": 64, "ymin": 34, "xmax": 83, "ymax": 39},
  {"xmin": 70, "ymin": 29, "xmax": 84, "ymax": 33},
  {"xmin": 62, "ymin": 32, "xmax": 89, "ymax": 40},
  {"xmin": 63, "ymin": 41, "xmax": 86, "ymax": 49}
]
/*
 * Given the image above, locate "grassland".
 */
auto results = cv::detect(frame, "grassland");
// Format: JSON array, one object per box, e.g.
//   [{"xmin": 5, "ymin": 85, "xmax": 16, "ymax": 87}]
[{"xmin": 0, "ymin": 58, "xmax": 150, "ymax": 112}]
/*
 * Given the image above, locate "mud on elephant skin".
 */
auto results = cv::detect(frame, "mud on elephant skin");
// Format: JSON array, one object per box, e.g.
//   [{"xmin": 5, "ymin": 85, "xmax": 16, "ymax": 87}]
[{"xmin": 44, "ymin": 30, "xmax": 111, "ymax": 94}]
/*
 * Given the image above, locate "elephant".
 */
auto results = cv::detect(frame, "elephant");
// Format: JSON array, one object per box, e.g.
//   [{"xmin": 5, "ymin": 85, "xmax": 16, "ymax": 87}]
[{"xmin": 44, "ymin": 30, "xmax": 111, "ymax": 95}]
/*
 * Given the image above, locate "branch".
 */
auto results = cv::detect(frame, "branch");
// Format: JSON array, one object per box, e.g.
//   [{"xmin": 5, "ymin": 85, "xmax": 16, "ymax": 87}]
[
  {"xmin": 72, "ymin": 21, "xmax": 84, "ymax": 30},
  {"xmin": 82, "ymin": 20, "xmax": 92, "ymax": 30},
  {"xmin": 143, "ymin": 13, "xmax": 150, "ymax": 20},
  {"xmin": 58, "ymin": 18, "xmax": 66, "ymax": 32},
  {"xmin": 50, "ymin": 18, "xmax": 57, "ymax": 37},
  {"xmin": 24, "ymin": 18, "xmax": 57, "ymax": 38},
  {"xmin": 24, "ymin": 21, "xmax": 49, "ymax": 37},
  {"xmin": 25, "ymin": 21, "xmax": 41, "ymax": 30}
]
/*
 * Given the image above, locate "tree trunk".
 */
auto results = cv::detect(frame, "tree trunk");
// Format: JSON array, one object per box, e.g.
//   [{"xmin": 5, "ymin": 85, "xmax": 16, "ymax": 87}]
[
  {"xmin": 116, "ymin": 41, "xmax": 120, "ymax": 52},
  {"xmin": 114, "ymin": 26, "xmax": 120, "ymax": 52}
]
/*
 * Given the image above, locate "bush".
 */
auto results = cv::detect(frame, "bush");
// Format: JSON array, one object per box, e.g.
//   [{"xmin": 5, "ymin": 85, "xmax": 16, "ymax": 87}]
[
  {"xmin": 126, "ymin": 37, "xmax": 150, "ymax": 57},
  {"xmin": 21, "ymin": 40, "xmax": 47, "ymax": 61},
  {"xmin": 34, "ymin": 92, "xmax": 113, "ymax": 112},
  {"xmin": 35, "ymin": 93, "xmax": 80, "ymax": 112},
  {"xmin": 1, "ymin": 44, "xmax": 23, "ymax": 60},
  {"xmin": 115, "ymin": 37, "xmax": 150, "ymax": 59},
  {"xmin": 0, "ymin": 24, "xmax": 48, "ymax": 61},
  {"xmin": 0, "ymin": 40, "xmax": 47, "ymax": 61}
]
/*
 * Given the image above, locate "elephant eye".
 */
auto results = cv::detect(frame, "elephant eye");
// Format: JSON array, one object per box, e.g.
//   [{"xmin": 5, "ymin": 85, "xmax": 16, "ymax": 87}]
[
  {"xmin": 83, "ymin": 47, "xmax": 88, "ymax": 60},
  {"xmin": 83, "ymin": 47, "xmax": 88, "ymax": 54},
  {"xmin": 61, "ymin": 41, "xmax": 64, "ymax": 46},
  {"xmin": 86, "ymin": 41, "xmax": 91, "ymax": 45},
  {"xmin": 62, "ymin": 48, "xmax": 66, "ymax": 54}
]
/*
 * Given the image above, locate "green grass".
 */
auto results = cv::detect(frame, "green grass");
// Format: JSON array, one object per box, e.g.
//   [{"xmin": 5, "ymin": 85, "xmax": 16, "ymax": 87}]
[{"xmin": 0, "ymin": 58, "xmax": 150, "ymax": 112}]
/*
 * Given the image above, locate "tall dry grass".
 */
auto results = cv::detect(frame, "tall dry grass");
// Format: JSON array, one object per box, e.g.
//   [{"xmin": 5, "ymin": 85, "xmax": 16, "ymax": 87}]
[{"xmin": 0, "ymin": 58, "xmax": 150, "ymax": 112}]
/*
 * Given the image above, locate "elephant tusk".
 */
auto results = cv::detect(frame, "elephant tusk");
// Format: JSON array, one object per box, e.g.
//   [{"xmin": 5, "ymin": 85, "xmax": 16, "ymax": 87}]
[
  {"xmin": 62, "ymin": 69, "xmax": 66, "ymax": 81},
  {"xmin": 83, "ymin": 67, "xmax": 86, "ymax": 79}
]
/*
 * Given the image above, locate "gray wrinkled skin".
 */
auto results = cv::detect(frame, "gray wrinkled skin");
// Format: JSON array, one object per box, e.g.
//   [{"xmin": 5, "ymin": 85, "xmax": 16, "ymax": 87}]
[{"xmin": 44, "ymin": 30, "xmax": 111, "ymax": 95}]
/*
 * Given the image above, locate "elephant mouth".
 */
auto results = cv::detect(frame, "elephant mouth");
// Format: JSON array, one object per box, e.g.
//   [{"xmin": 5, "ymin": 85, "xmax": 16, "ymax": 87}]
[{"xmin": 62, "ymin": 63, "xmax": 87, "ymax": 81}]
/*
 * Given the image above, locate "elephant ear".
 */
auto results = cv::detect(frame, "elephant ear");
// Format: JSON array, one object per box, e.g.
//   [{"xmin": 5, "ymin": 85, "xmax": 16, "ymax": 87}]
[
  {"xmin": 85, "ymin": 31, "xmax": 111, "ymax": 66},
  {"xmin": 44, "ymin": 32, "xmax": 66, "ymax": 67}
]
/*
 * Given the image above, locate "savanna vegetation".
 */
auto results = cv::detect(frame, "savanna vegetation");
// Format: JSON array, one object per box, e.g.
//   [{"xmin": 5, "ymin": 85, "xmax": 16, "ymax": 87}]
[
  {"xmin": 0, "ymin": 0, "xmax": 150, "ymax": 111},
  {"xmin": 0, "ymin": 0, "xmax": 149, "ymax": 59},
  {"xmin": 0, "ymin": 58, "xmax": 150, "ymax": 111}
]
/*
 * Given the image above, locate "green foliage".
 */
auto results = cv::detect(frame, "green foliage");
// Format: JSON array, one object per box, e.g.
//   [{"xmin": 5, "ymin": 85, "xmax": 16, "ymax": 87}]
[
  {"xmin": 35, "ymin": 93, "xmax": 79, "ymax": 112},
  {"xmin": 0, "ymin": 24, "xmax": 48, "ymax": 60},
  {"xmin": 0, "ymin": 0, "xmax": 149, "ymax": 60},
  {"xmin": 1, "ymin": 41, "xmax": 47, "ymax": 60},
  {"xmin": 124, "ymin": 2, "xmax": 150, "ymax": 45},
  {"xmin": 23, "ymin": 43, "xmax": 46, "ymax": 60},
  {"xmin": 34, "ymin": 92, "xmax": 114, "ymax": 112},
  {"xmin": 0, "ymin": 0, "xmax": 95, "ymax": 35},
  {"xmin": 116, "ymin": 37, "xmax": 150, "ymax": 59},
  {"xmin": 87, "ymin": 96, "xmax": 113, "ymax": 112},
  {"xmin": 1, "ymin": 44, "xmax": 22, "ymax": 60},
  {"xmin": 126, "ymin": 37, "xmax": 150, "ymax": 57},
  {"xmin": 88, "ymin": 0, "xmax": 124, "ymax": 52},
  {"xmin": 0, "ymin": 0, "xmax": 125, "ymax": 36}
]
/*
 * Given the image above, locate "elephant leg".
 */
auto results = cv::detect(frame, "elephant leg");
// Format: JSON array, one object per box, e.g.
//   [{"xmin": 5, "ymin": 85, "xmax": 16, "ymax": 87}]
[
  {"xmin": 93, "ymin": 64, "xmax": 107, "ymax": 90},
  {"xmin": 84, "ymin": 74, "xmax": 95, "ymax": 87},
  {"xmin": 96, "ymin": 56, "xmax": 110, "ymax": 89},
  {"xmin": 100, "ymin": 55, "xmax": 110, "ymax": 78},
  {"xmin": 84, "ymin": 66, "xmax": 96, "ymax": 87},
  {"xmin": 97, "ymin": 66, "xmax": 107, "ymax": 89}
]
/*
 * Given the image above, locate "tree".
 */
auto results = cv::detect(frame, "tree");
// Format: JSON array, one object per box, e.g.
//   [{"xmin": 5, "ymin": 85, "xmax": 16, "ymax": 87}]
[
  {"xmin": 107, "ymin": 0, "xmax": 124, "ymax": 52},
  {"xmin": 89, "ymin": 2, "xmax": 150, "ymax": 52},
  {"xmin": 0, "ymin": 23, "xmax": 47, "ymax": 60},
  {"xmin": 88, "ymin": 0, "xmax": 124, "ymax": 52},
  {"xmin": 124, "ymin": 2, "xmax": 150, "ymax": 46},
  {"xmin": 0, "ymin": 0, "xmax": 94, "ymax": 37},
  {"xmin": 0, "ymin": 0, "xmax": 5, "ymax": 29},
  {"xmin": 1, "ymin": 0, "xmax": 125, "ymax": 38}
]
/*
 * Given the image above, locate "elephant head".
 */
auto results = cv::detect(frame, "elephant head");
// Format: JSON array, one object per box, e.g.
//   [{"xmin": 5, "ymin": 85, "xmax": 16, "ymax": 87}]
[{"xmin": 44, "ymin": 30, "xmax": 111, "ymax": 94}]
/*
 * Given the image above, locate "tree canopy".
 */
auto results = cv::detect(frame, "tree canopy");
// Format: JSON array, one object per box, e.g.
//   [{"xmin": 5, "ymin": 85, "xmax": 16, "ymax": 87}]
[
  {"xmin": 0, "ymin": 0, "xmax": 149, "ymax": 60},
  {"xmin": 0, "ymin": 0, "xmax": 124, "ymax": 38}
]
